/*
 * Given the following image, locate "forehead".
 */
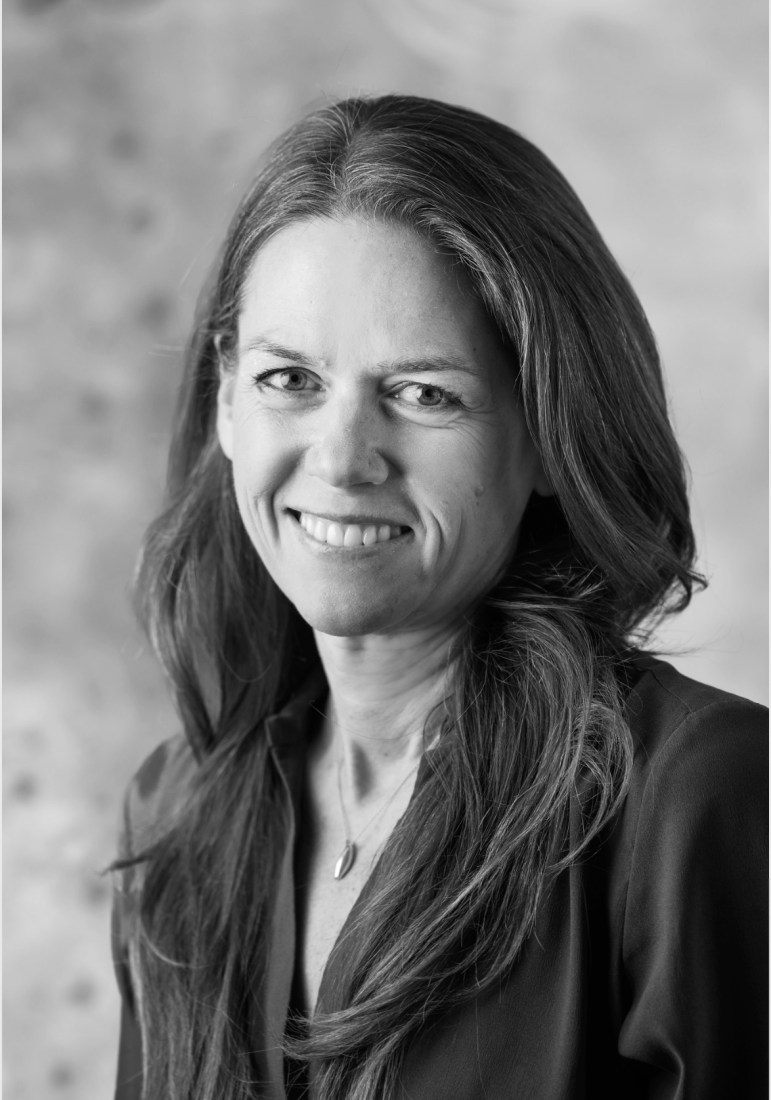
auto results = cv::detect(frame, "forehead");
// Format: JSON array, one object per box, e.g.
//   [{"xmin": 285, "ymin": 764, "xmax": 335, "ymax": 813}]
[{"xmin": 236, "ymin": 217, "xmax": 501, "ymax": 365}]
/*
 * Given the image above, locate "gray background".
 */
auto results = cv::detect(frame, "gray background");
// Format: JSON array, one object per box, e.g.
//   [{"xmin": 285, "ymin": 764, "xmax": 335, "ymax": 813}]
[{"xmin": 4, "ymin": 0, "xmax": 767, "ymax": 1096}]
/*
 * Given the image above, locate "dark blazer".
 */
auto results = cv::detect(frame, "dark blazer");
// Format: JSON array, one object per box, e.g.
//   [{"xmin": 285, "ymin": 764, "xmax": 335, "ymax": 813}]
[{"xmin": 112, "ymin": 657, "xmax": 768, "ymax": 1099}]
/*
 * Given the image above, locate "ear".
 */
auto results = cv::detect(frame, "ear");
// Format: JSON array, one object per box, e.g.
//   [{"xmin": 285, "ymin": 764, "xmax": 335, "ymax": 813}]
[{"xmin": 214, "ymin": 336, "xmax": 236, "ymax": 461}]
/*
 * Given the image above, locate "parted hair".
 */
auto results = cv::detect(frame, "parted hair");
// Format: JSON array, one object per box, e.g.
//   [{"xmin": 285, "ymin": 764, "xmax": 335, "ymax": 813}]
[{"xmin": 127, "ymin": 94, "xmax": 701, "ymax": 1099}]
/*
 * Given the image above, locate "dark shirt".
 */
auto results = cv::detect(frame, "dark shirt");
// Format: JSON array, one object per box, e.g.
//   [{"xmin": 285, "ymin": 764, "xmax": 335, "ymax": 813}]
[{"xmin": 112, "ymin": 657, "xmax": 768, "ymax": 1098}]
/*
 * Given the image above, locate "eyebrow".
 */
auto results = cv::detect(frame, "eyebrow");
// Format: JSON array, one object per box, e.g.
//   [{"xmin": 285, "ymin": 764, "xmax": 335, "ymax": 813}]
[
  {"xmin": 240, "ymin": 339, "xmax": 315, "ymax": 366},
  {"xmin": 239, "ymin": 338, "xmax": 481, "ymax": 376}
]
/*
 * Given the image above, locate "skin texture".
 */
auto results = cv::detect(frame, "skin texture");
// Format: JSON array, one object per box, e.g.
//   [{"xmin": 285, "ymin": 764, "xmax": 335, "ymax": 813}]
[
  {"xmin": 216, "ymin": 216, "xmax": 550, "ymax": 1010},
  {"xmin": 217, "ymin": 216, "xmax": 547, "ymax": 642},
  {"xmin": 216, "ymin": 215, "xmax": 551, "ymax": 782}
]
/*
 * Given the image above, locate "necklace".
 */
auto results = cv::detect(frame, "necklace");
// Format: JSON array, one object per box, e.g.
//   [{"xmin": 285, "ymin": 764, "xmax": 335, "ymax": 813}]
[{"xmin": 334, "ymin": 755, "xmax": 419, "ymax": 880}]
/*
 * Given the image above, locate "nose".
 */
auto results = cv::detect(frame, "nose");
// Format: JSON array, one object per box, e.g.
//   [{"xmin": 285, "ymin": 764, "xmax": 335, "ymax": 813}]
[{"xmin": 304, "ymin": 393, "xmax": 390, "ymax": 487}]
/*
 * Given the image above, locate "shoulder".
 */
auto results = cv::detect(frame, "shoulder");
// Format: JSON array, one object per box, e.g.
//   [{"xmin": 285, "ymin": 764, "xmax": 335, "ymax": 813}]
[
  {"xmin": 118, "ymin": 732, "xmax": 199, "ymax": 859},
  {"xmin": 112, "ymin": 734, "xmax": 197, "ymax": 1033},
  {"xmin": 602, "ymin": 661, "xmax": 768, "ymax": 1088},
  {"xmin": 601, "ymin": 658, "xmax": 767, "ymax": 939},
  {"xmin": 615, "ymin": 658, "xmax": 767, "ymax": 913},
  {"xmin": 624, "ymin": 655, "xmax": 767, "ymax": 800}
]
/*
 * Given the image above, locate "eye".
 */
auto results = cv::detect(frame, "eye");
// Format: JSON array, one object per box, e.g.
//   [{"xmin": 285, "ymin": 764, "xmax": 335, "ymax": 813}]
[
  {"xmin": 392, "ymin": 382, "xmax": 462, "ymax": 409},
  {"xmin": 252, "ymin": 367, "xmax": 320, "ymax": 393}
]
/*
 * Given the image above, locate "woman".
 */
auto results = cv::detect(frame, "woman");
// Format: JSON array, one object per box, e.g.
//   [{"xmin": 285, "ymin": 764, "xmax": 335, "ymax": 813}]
[{"xmin": 112, "ymin": 95, "xmax": 767, "ymax": 1099}]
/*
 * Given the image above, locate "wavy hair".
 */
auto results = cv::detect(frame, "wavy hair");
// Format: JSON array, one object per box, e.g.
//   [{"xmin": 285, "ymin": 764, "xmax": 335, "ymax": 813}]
[{"xmin": 125, "ymin": 95, "xmax": 702, "ymax": 1098}]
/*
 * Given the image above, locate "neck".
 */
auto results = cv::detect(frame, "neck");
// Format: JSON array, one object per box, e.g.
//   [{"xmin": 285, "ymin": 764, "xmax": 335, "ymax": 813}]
[{"xmin": 313, "ymin": 625, "xmax": 462, "ymax": 798}]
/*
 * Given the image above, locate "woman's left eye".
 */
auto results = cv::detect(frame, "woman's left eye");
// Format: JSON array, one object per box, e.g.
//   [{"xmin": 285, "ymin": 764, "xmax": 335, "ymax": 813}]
[{"xmin": 391, "ymin": 383, "xmax": 461, "ymax": 409}]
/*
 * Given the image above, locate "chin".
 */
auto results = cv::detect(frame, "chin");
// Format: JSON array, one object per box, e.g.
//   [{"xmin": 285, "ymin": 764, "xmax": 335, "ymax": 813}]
[{"xmin": 290, "ymin": 589, "xmax": 411, "ymax": 638}]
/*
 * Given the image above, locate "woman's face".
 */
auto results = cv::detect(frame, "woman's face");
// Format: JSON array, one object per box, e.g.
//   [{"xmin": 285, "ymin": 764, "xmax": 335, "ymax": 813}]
[{"xmin": 217, "ymin": 217, "xmax": 547, "ymax": 638}]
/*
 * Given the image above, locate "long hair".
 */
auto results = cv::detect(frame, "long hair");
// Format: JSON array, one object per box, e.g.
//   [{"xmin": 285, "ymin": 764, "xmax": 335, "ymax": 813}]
[{"xmin": 127, "ymin": 95, "xmax": 701, "ymax": 1098}]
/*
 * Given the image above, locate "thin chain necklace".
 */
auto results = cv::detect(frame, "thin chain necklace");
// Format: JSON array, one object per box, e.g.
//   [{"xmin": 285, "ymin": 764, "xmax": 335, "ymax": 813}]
[{"xmin": 334, "ymin": 754, "xmax": 419, "ymax": 880}]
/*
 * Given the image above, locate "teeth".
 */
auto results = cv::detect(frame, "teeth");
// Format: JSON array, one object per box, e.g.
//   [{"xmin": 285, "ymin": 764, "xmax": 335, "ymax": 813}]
[
  {"xmin": 297, "ymin": 513, "xmax": 403, "ymax": 547},
  {"xmin": 327, "ymin": 523, "xmax": 344, "ymax": 547}
]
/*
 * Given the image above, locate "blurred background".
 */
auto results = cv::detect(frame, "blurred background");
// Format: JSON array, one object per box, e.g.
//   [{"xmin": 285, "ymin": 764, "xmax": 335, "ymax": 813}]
[{"xmin": 3, "ymin": 0, "xmax": 767, "ymax": 1095}]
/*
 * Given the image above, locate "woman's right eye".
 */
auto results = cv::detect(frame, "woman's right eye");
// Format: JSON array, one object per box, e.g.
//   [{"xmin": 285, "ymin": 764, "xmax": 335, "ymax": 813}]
[{"xmin": 251, "ymin": 368, "xmax": 320, "ymax": 393}]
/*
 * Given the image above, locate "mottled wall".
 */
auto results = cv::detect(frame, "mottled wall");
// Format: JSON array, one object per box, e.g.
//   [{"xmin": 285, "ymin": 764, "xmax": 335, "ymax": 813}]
[{"xmin": 4, "ymin": 0, "xmax": 766, "ymax": 1096}]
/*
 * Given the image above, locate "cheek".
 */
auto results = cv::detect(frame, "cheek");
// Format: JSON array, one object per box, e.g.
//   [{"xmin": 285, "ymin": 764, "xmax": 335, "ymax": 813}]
[
  {"xmin": 230, "ymin": 409, "xmax": 295, "ymax": 498},
  {"xmin": 461, "ymin": 429, "xmax": 536, "ymax": 542},
  {"xmin": 412, "ymin": 428, "xmax": 498, "ymax": 512},
  {"xmin": 446, "ymin": 424, "xmax": 518, "ymax": 509}
]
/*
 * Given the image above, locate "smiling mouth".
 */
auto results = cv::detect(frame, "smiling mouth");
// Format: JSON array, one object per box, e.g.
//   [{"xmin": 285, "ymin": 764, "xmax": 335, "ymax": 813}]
[{"xmin": 288, "ymin": 510, "xmax": 411, "ymax": 548}]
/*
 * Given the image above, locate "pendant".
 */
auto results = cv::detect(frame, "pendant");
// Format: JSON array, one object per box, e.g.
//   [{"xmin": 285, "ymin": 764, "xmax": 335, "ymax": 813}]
[{"xmin": 334, "ymin": 841, "xmax": 356, "ymax": 880}]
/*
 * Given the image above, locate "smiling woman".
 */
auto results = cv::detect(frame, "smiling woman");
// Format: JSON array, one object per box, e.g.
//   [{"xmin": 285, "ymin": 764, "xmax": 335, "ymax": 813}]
[
  {"xmin": 216, "ymin": 218, "xmax": 547, "ymax": 638},
  {"xmin": 111, "ymin": 96, "xmax": 767, "ymax": 1100}
]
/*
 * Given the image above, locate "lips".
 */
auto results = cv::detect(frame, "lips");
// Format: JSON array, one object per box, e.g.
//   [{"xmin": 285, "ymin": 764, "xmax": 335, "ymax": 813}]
[{"xmin": 290, "ymin": 510, "xmax": 409, "ymax": 548}]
